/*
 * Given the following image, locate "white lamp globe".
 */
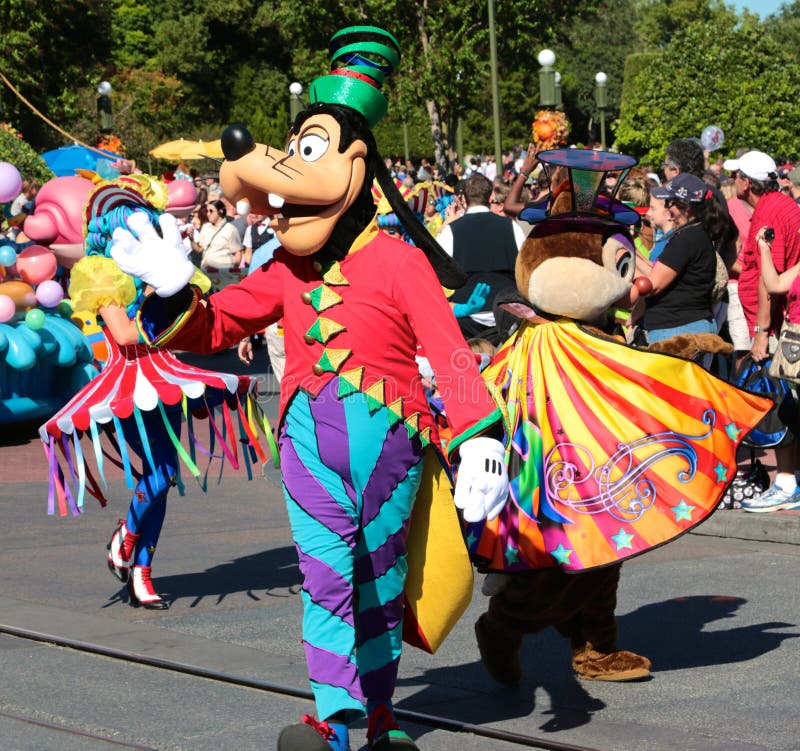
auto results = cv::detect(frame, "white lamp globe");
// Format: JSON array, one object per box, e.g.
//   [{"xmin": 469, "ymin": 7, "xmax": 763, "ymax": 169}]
[
  {"xmin": 595, "ymin": 72, "xmax": 608, "ymax": 84},
  {"xmin": 97, "ymin": 81, "xmax": 113, "ymax": 96},
  {"xmin": 537, "ymin": 49, "xmax": 556, "ymax": 68},
  {"xmin": 289, "ymin": 82, "xmax": 303, "ymax": 96}
]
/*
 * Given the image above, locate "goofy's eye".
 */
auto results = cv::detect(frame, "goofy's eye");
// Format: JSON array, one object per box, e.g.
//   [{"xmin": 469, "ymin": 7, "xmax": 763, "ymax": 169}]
[
  {"xmin": 297, "ymin": 133, "xmax": 329, "ymax": 162},
  {"xmin": 286, "ymin": 138, "xmax": 297, "ymax": 157}
]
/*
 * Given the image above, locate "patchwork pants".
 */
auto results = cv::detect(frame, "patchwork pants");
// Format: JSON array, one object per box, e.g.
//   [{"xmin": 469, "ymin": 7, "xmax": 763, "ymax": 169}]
[{"xmin": 280, "ymin": 379, "xmax": 424, "ymax": 720}]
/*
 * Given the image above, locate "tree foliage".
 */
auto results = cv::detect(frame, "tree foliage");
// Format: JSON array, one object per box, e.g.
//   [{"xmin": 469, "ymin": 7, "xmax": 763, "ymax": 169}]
[
  {"xmin": 0, "ymin": 0, "xmax": 794, "ymax": 174},
  {"xmin": 0, "ymin": 125, "xmax": 54, "ymax": 184},
  {"xmin": 616, "ymin": 15, "xmax": 800, "ymax": 164},
  {"xmin": 0, "ymin": 1, "xmax": 113, "ymax": 149}
]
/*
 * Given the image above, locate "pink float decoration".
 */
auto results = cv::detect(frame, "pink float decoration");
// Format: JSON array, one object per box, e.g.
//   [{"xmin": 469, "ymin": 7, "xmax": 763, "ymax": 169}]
[{"xmin": 23, "ymin": 176, "xmax": 95, "ymax": 268}]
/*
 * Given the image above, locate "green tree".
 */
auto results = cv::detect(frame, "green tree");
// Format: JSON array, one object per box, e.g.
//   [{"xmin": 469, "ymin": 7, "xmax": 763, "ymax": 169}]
[
  {"xmin": 616, "ymin": 16, "xmax": 800, "ymax": 163},
  {"xmin": 0, "ymin": 1, "xmax": 113, "ymax": 150},
  {"xmin": 0, "ymin": 125, "xmax": 54, "ymax": 184},
  {"xmin": 765, "ymin": 1, "xmax": 800, "ymax": 60},
  {"xmin": 633, "ymin": 0, "xmax": 748, "ymax": 49},
  {"xmin": 229, "ymin": 63, "xmax": 291, "ymax": 147},
  {"xmin": 262, "ymin": 0, "xmax": 601, "ymax": 171}
]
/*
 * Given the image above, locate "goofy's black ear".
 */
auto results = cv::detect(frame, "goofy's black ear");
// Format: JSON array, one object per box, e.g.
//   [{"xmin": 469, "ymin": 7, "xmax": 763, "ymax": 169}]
[{"xmin": 373, "ymin": 156, "xmax": 467, "ymax": 289}]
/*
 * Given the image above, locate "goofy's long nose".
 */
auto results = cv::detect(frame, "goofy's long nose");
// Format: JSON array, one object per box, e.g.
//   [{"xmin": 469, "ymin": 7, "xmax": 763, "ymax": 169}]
[{"xmin": 221, "ymin": 124, "xmax": 256, "ymax": 161}]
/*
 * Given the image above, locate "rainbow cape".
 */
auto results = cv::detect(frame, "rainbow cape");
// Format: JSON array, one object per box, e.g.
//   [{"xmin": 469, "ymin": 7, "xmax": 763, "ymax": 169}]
[{"xmin": 467, "ymin": 320, "xmax": 773, "ymax": 573}]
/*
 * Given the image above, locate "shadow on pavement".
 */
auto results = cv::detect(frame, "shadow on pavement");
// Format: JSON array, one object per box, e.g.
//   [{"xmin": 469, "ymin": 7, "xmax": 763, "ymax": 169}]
[
  {"xmin": 103, "ymin": 545, "xmax": 302, "ymax": 609},
  {"xmin": 399, "ymin": 627, "xmax": 606, "ymax": 739},
  {"xmin": 618, "ymin": 594, "xmax": 799, "ymax": 670}
]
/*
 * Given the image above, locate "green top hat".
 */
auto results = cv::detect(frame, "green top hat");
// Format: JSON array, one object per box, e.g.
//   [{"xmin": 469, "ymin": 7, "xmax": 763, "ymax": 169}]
[{"xmin": 309, "ymin": 26, "xmax": 401, "ymax": 127}]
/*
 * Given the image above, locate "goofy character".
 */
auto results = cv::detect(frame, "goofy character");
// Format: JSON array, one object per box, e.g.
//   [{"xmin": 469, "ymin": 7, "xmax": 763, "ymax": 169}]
[{"xmin": 110, "ymin": 26, "xmax": 507, "ymax": 751}]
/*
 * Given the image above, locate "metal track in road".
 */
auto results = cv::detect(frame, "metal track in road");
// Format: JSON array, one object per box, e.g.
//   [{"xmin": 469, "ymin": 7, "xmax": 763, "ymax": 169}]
[
  {"xmin": 0, "ymin": 708, "xmax": 160, "ymax": 750},
  {"xmin": 1, "ymin": 623, "xmax": 600, "ymax": 751}
]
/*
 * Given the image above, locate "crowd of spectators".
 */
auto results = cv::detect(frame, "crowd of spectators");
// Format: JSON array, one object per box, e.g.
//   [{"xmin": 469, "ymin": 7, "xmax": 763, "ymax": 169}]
[{"xmin": 5, "ymin": 135, "xmax": 800, "ymax": 515}]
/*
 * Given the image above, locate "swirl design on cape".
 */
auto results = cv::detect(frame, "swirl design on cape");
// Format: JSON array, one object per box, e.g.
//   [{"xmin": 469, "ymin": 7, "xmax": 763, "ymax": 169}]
[{"xmin": 545, "ymin": 409, "xmax": 715, "ymax": 522}]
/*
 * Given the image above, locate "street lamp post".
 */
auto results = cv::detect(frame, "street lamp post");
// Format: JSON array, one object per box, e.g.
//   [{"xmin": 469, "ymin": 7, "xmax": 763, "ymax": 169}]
[
  {"xmin": 289, "ymin": 81, "xmax": 304, "ymax": 124},
  {"xmin": 537, "ymin": 49, "xmax": 557, "ymax": 107},
  {"xmin": 488, "ymin": 0, "xmax": 502, "ymax": 172},
  {"xmin": 594, "ymin": 72, "xmax": 608, "ymax": 150},
  {"xmin": 97, "ymin": 81, "xmax": 113, "ymax": 134},
  {"xmin": 554, "ymin": 71, "xmax": 563, "ymax": 110}
]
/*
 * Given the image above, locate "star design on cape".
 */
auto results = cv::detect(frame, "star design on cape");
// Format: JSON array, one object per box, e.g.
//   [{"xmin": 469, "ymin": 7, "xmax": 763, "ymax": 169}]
[
  {"xmin": 672, "ymin": 500, "xmax": 695, "ymax": 522},
  {"xmin": 611, "ymin": 528, "xmax": 635, "ymax": 551},
  {"xmin": 725, "ymin": 422, "xmax": 742, "ymax": 441},
  {"xmin": 550, "ymin": 543, "xmax": 573, "ymax": 566},
  {"xmin": 505, "ymin": 543, "xmax": 520, "ymax": 565},
  {"xmin": 466, "ymin": 531, "xmax": 478, "ymax": 549},
  {"xmin": 714, "ymin": 462, "xmax": 728, "ymax": 483}
]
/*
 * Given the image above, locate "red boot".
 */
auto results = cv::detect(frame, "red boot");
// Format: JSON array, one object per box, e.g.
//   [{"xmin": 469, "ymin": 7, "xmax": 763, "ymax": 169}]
[
  {"xmin": 106, "ymin": 520, "xmax": 139, "ymax": 583},
  {"xmin": 277, "ymin": 715, "xmax": 346, "ymax": 750},
  {"xmin": 127, "ymin": 565, "xmax": 168, "ymax": 610},
  {"xmin": 367, "ymin": 704, "xmax": 418, "ymax": 750}
]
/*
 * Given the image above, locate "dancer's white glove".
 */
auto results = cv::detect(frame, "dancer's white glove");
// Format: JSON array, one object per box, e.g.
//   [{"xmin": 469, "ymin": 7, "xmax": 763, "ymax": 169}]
[
  {"xmin": 110, "ymin": 212, "xmax": 195, "ymax": 297},
  {"xmin": 453, "ymin": 436, "xmax": 509, "ymax": 522}
]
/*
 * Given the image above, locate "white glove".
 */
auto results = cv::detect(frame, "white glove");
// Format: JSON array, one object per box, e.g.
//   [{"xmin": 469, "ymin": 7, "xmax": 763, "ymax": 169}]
[
  {"xmin": 110, "ymin": 211, "xmax": 195, "ymax": 297},
  {"xmin": 453, "ymin": 436, "xmax": 509, "ymax": 523}
]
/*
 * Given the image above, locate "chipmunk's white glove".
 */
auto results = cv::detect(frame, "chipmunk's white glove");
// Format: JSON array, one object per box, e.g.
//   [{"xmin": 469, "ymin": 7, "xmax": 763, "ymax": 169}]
[
  {"xmin": 110, "ymin": 212, "xmax": 195, "ymax": 297},
  {"xmin": 453, "ymin": 437, "xmax": 509, "ymax": 522}
]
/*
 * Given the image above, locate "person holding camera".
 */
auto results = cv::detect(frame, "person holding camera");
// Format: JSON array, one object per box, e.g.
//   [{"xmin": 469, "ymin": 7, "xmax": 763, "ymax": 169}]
[{"xmin": 724, "ymin": 150, "xmax": 800, "ymax": 512}]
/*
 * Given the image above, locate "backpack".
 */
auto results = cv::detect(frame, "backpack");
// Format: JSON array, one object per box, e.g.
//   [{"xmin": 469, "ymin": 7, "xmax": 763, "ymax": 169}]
[{"xmin": 735, "ymin": 353, "xmax": 796, "ymax": 448}]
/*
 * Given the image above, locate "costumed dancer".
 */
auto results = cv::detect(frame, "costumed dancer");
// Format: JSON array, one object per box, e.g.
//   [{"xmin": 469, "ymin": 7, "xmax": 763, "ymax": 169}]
[
  {"xmin": 108, "ymin": 26, "xmax": 507, "ymax": 751},
  {"xmin": 40, "ymin": 175, "xmax": 269, "ymax": 610},
  {"xmin": 466, "ymin": 149, "xmax": 772, "ymax": 684}
]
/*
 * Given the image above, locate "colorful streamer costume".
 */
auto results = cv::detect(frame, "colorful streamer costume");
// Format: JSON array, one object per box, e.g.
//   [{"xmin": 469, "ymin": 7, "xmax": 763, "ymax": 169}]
[{"xmin": 40, "ymin": 177, "xmax": 267, "ymax": 609}]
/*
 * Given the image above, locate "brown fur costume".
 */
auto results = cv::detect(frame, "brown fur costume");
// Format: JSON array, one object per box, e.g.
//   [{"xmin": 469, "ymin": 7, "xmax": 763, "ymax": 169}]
[{"xmin": 474, "ymin": 174, "xmax": 655, "ymax": 684}]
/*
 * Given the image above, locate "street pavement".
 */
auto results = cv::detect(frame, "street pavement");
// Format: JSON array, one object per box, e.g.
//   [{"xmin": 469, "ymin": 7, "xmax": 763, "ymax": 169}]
[{"xmin": 0, "ymin": 348, "xmax": 798, "ymax": 751}]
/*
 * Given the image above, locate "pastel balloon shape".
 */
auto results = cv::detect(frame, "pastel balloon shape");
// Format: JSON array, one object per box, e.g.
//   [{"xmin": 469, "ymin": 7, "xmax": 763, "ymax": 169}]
[
  {"xmin": 0, "ymin": 161, "xmax": 22, "ymax": 203},
  {"xmin": 0, "ymin": 244, "xmax": 16, "ymax": 267},
  {"xmin": 0, "ymin": 280, "xmax": 36, "ymax": 309},
  {"xmin": 701, "ymin": 125, "xmax": 725, "ymax": 152},
  {"xmin": 24, "ymin": 307, "xmax": 46, "ymax": 330},
  {"xmin": 0, "ymin": 294, "xmax": 15, "ymax": 322},
  {"xmin": 35, "ymin": 279, "xmax": 64, "ymax": 308},
  {"xmin": 16, "ymin": 245, "xmax": 58, "ymax": 285}
]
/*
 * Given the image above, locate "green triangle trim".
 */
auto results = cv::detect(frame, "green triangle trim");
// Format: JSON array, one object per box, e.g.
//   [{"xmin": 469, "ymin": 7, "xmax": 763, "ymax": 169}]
[{"xmin": 305, "ymin": 318, "xmax": 325, "ymax": 344}]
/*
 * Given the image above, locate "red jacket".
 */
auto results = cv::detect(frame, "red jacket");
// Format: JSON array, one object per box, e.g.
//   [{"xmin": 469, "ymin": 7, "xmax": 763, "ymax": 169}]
[{"xmin": 143, "ymin": 221, "xmax": 500, "ymax": 454}]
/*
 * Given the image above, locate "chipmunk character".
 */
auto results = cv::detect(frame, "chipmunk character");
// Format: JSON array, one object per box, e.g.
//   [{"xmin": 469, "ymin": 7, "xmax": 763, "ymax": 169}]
[
  {"xmin": 468, "ymin": 149, "xmax": 771, "ymax": 685},
  {"xmin": 110, "ymin": 26, "xmax": 507, "ymax": 751}
]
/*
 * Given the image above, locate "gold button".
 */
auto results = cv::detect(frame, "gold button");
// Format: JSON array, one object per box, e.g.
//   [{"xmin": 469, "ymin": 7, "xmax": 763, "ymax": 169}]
[
  {"xmin": 303, "ymin": 333, "xmax": 316, "ymax": 344},
  {"xmin": 301, "ymin": 291, "xmax": 312, "ymax": 304},
  {"xmin": 312, "ymin": 364, "xmax": 324, "ymax": 376},
  {"xmin": 312, "ymin": 261, "xmax": 322, "ymax": 273}
]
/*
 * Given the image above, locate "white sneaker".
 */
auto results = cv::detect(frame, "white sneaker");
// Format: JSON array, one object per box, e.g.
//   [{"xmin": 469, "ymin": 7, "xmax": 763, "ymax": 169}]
[{"xmin": 741, "ymin": 483, "xmax": 800, "ymax": 513}]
